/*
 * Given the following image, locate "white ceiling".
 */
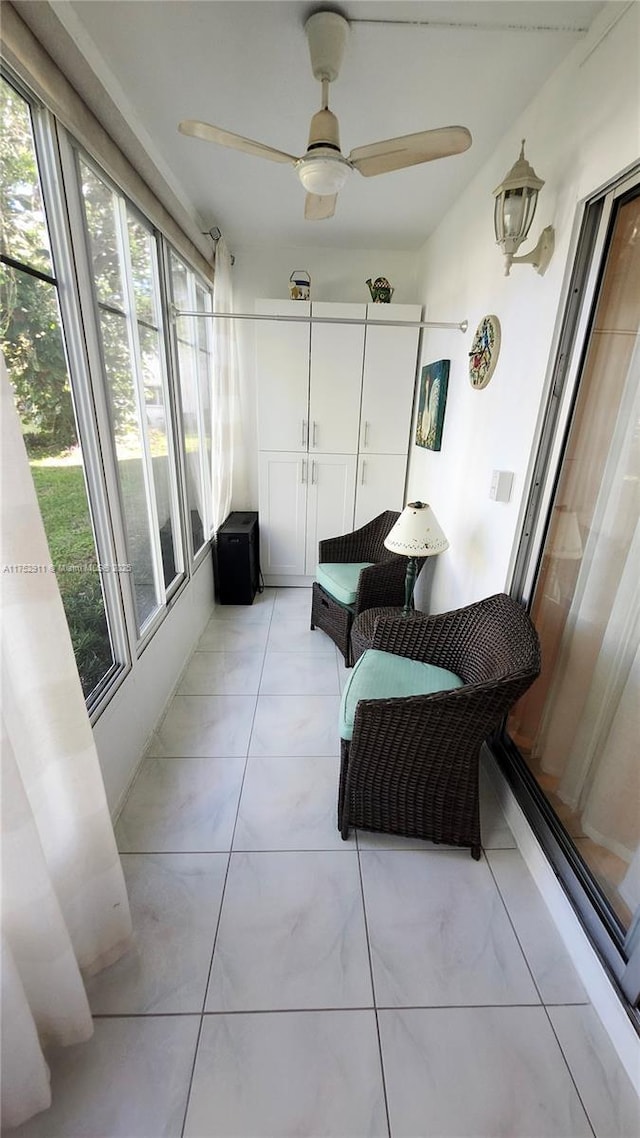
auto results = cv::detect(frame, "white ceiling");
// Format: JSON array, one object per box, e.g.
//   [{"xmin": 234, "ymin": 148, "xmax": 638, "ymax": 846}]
[{"xmin": 17, "ymin": 1, "xmax": 606, "ymax": 250}]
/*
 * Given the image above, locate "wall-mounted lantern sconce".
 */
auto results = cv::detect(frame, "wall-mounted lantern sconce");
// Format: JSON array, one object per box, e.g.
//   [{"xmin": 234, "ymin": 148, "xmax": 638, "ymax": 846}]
[{"xmin": 493, "ymin": 140, "xmax": 554, "ymax": 276}]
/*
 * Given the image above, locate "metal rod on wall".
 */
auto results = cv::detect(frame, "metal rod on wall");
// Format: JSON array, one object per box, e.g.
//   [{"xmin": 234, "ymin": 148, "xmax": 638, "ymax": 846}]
[{"xmin": 170, "ymin": 307, "xmax": 468, "ymax": 332}]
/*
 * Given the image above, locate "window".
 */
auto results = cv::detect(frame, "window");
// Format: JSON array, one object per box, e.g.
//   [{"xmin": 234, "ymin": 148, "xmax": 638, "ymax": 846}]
[
  {"xmin": 79, "ymin": 159, "xmax": 183, "ymax": 632},
  {"xmin": 501, "ymin": 172, "xmax": 640, "ymax": 1011},
  {"xmin": 169, "ymin": 250, "xmax": 214, "ymax": 558},
  {"xmin": 1, "ymin": 66, "xmax": 217, "ymax": 714},
  {"xmin": 0, "ymin": 76, "xmax": 117, "ymax": 700}
]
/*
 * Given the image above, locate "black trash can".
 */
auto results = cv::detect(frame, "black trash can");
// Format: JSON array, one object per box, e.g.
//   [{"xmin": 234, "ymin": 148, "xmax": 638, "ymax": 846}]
[{"xmin": 216, "ymin": 511, "xmax": 260, "ymax": 605}]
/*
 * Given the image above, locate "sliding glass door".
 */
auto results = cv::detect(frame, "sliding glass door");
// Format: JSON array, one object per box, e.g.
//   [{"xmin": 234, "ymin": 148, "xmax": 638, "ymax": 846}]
[{"xmin": 502, "ymin": 171, "xmax": 640, "ymax": 1009}]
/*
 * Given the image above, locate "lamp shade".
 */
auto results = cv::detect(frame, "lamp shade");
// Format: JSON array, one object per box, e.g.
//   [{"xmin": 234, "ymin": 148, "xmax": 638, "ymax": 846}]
[{"xmin": 384, "ymin": 501, "xmax": 449, "ymax": 557}]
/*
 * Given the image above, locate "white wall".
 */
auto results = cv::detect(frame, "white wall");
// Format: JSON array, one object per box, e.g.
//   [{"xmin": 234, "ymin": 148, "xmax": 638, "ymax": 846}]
[
  {"xmin": 229, "ymin": 244, "xmax": 420, "ymax": 510},
  {"xmin": 408, "ymin": 1, "xmax": 640, "ymax": 616},
  {"xmin": 93, "ymin": 555, "xmax": 215, "ymax": 814}
]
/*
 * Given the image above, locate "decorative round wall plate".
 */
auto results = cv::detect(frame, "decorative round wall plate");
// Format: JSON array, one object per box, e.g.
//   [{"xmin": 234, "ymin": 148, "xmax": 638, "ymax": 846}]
[{"xmin": 469, "ymin": 314, "xmax": 501, "ymax": 389}]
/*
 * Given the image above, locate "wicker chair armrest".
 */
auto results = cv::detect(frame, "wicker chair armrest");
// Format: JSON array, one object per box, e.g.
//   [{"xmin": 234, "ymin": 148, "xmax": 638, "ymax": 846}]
[
  {"xmin": 370, "ymin": 612, "xmax": 441, "ymax": 660},
  {"xmin": 318, "ymin": 510, "xmax": 400, "ymax": 564},
  {"xmin": 350, "ymin": 672, "xmax": 534, "ymax": 757},
  {"xmin": 354, "ymin": 557, "xmax": 407, "ymax": 614},
  {"xmin": 371, "ymin": 593, "xmax": 540, "ymax": 680},
  {"xmin": 318, "ymin": 533, "xmax": 355, "ymax": 563},
  {"xmin": 349, "ymin": 689, "xmax": 492, "ymax": 765}
]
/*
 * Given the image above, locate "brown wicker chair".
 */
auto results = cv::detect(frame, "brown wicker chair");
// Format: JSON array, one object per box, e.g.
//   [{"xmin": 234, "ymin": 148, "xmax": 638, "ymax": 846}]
[
  {"xmin": 310, "ymin": 511, "xmax": 422, "ymax": 665},
  {"xmin": 338, "ymin": 593, "xmax": 541, "ymax": 857}
]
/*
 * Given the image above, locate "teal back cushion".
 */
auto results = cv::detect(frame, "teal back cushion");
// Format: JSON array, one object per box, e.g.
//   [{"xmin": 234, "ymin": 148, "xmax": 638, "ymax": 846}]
[
  {"xmin": 340, "ymin": 648, "xmax": 464, "ymax": 741},
  {"xmin": 316, "ymin": 562, "xmax": 374, "ymax": 607}
]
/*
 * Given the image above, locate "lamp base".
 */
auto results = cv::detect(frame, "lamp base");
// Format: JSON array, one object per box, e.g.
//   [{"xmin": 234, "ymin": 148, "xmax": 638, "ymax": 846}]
[{"xmin": 402, "ymin": 557, "xmax": 418, "ymax": 617}]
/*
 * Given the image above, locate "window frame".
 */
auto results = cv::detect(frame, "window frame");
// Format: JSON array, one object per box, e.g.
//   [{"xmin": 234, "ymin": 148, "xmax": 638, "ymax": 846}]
[
  {"xmin": 2, "ymin": 64, "xmax": 218, "ymax": 718},
  {"xmin": 1, "ymin": 70, "xmax": 132, "ymax": 716},
  {"xmin": 496, "ymin": 164, "xmax": 640, "ymax": 1013},
  {"xmin": 164, "ymin": 244, "xmax": 216, "ymax": 570},
  {"xmin": 67, "ymin": 142, "xmax": 189, "ymax": 646}
]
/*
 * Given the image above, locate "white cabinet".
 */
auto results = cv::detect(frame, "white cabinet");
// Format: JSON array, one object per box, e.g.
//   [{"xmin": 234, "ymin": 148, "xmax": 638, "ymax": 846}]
[
  {"xmin": 258, "ymin": 452, "xmax": 307, "ymax": 576},
  {"xmin": 309, "ymin": 303, "xmax": 365, "ymax": 454},
  {"xmin": 354, "ymin": 453, "xmax": 407, "ymax": 531},
  {"xmin": 259, "ymin": 450, "xmax": 356, "ymax": 579},
  {"xmin": 305, "ymin": 453, "xmax": 357, "ymax": 573},
  {"xmin": 256, "ymin": 300, "xmax": 310, "ymax": 452},
  {"xmin": 257, "ymin": 299, "xmax": 421, "ymax": 582},
  {"xmin": 360, "ymin": 304, "xmax": 422, "ymax": 455}
]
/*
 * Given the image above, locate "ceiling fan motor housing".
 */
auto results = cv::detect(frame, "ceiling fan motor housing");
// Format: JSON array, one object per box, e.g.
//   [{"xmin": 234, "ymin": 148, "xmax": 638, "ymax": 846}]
[
  {"xmin": 307, "ymin": 108, "xmax": 341, "ymax": 152},
  {"xmin": 305, "ymin": 11, "xmax": 349, "ymax": 82}
]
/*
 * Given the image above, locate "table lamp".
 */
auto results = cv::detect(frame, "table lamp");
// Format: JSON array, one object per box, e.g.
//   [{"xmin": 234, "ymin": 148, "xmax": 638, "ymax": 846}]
[{"xmin": 383, "ymin": 501, "xmax": 449, "ymax": 616}]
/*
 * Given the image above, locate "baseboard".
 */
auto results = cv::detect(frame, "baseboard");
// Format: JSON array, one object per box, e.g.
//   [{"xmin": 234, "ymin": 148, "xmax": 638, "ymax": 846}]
[
  {"xmin": 483, "ymin": 747, "xmax": 640, "ymax": 1087},
  {"xmin": 264, "ymin": 575, "xmax": 314, "ymax": 587}
]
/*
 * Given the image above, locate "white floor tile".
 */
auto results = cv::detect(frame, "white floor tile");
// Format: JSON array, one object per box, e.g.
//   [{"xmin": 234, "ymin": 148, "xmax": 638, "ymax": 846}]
[
  {"xmin": 548, "ymin": 1005, "xmax": 640, "ymax": 1138},
  {"xmin": 337, "ymin": 653, "xmax": 352, "ymax": 692},
  {"xmin": 86, "ymin": 854, "xmax": 226, "ymax": 1014},
  {"xmin": 259, "ymin": 651, "xmax": 340, "ymax": 694},
  {"xmin": 11, "ymin": 1016, "xmax": 199, "ymax": 1138},
  {"xmin": 480, "ymin": 774, "xmax": 517, "ymax": 848},
  {"xmin": 356, "ymin": 830, "xmax": 457, "ymax": 851},
  {"xmin": 28, "ymin": 584, "xmax": 631, "ymax": 1138},
  {"xmin": 272, "ymin": 587, "xmax": 313, "ymax": 618},
  {"xmin": 249, "ymin": 694, "xmax": 340, "ymax": 756},
  {"xmin": 178, "ymin": 650, "xmax": 264, "ymax": 694},
  {"xmin": 487, "ymin": 848, "xmax": 588, "ymax": 1004},
  {"xmin": 268, "ymin": 618, "xmax": 336, "ymax": 654},
  {"xmin": 183, "ymin": 1011, "xmax": 387, "ymax": 1138},
  {"xmin": 151, "ymin": 694, "xmax": 256, "ymax": 757},
  {"xmin": 360, "ymin": 849, "xmax": 539, "ymax": 1007},
  {"xmin": 210, "ymin": 590, "xmax": 275, "ymax": 622},
  {"xmin": 233, "ymin": 756, "xmax": 344, "ymax": 850},
  {"xmin": 115, "ymin": 756, "xmax": 245, "ymax": 852},
  {"xmin": 206, "ymin": 851, "xmax": 372, "ymax": 1011},
  {"xmin": 198, "ymin": 619, "xmax": 269, "ymax": 652},
  {"xmin": 379, "ymin": 1006, "xmax": 592, "ymax": 1137}
]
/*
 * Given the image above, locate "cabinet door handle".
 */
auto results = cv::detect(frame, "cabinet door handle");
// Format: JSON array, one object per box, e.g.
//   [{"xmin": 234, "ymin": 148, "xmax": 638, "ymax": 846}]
[
  {"xmin": 311, "ymin": 460, "xmax": 317, "ymax": 484},
  {"xmin": 302, "ymin": 420, "xmax": 308, "ymax": 447},
  {"xmin": 363, "ymin": 420, "xmax": 370, "ymax": 448},
  {"xmin": 312, "ymin": 421, "xmax": 318, "ymax": 448},
  {"xmin": 301, "ymin": 460, "xmax": 307, "ymax": 484},
  {"xmin": 360, "ymin": 461, "xmax": 367, "ymax": 485}
]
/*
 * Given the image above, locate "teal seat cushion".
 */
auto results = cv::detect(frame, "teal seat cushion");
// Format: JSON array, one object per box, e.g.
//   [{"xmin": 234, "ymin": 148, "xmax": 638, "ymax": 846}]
[
  {"xmin": 316, "ymin": 562, "xmax": 374, "ymax": 607},
  {"xmin": 339, "ymin": 648, "xmax": 464, "ymax": 741}
]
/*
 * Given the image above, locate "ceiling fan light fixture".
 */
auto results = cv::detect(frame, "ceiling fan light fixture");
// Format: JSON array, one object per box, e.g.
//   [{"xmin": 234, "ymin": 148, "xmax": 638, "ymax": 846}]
[{"xmin": 297, "ymin": 153, "xmax": 352, "ymax": 196}]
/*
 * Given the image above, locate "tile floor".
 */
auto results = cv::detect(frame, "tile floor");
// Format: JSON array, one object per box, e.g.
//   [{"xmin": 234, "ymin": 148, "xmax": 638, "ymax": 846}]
[{"xmin": 13, "ymin": 587, "xmax": 640, "ymax": 1138}]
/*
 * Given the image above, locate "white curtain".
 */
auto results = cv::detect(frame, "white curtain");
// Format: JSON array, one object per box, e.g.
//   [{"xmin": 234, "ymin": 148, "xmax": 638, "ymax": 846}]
[
  {"xmin": 1, "ymin": 361, "xmax": 132, "ymax": 1130},
  {"xmin": 536, "ymin": 333, "xmax": 640, "ymax": 868},
  {"xmin": 176, "ymin": 318, "xmax": 206, "ymax": 533},
  {"xmin": 211, "ymin": 237, "xmax": 239, "ymax": 530}
]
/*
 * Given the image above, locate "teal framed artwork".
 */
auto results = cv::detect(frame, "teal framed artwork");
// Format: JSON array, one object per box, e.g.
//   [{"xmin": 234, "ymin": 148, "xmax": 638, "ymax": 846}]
[{"xmin": 415, "ymin": 359, "xmax": 450, "ymax": 451}]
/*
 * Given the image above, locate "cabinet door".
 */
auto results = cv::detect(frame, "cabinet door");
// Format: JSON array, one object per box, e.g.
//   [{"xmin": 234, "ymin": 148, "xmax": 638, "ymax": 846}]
[
  {"xmin": 256, "ymin": 300, "xmax": 310, "ymax": 452},
  {"xmin": 354, "ymin": 453, "xmax": 407, "ymax": 531},
  {"xmin": 309, "ymin": 303, "xmax": 366, "ymax": 454},
  {"xmin": 360, "ymin": 304, "xmax": 421, "ymax": 454},
  {"xmin": 305, "ymin": 453, "xmax": 357, "ymax": 574},
  {"xmin": 258, "ymin": 451, "xmax": 307, "ymax": 576}
]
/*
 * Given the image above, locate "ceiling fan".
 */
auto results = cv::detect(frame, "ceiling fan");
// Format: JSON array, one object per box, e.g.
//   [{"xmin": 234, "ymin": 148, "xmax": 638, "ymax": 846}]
[{"xmin": 179, "ymin": 10, "xmax": 472, "ymax": 221}]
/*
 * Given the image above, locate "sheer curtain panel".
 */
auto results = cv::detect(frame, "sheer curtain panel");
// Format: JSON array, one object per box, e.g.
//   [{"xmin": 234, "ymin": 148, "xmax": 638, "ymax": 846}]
[
  {"xmin": 211, "ymin": 238, "xmax": 239, "ymax": 530},
  {"xmin": 0, "ymin": 360, "xmax": 132, "ymax": 1130}
]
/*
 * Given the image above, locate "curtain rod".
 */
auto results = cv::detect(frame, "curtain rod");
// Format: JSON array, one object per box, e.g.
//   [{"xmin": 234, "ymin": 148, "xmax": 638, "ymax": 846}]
[{"xmin": 169, "ymin": 307, "xmax": 468, "ymax": 333}]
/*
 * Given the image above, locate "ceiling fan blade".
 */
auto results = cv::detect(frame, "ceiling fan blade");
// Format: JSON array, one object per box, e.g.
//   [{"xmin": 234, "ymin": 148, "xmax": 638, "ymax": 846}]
[
  {"xmin": 349, "ymin": 126, "xmax": 472, "ymax": 177},
  {"xmin": 304, "ymin": 193, "xmax": 337, "ymax": 221},
  {"xmin": 179, "ymin": 120, "xmax": 298, "ymax": 165}
]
